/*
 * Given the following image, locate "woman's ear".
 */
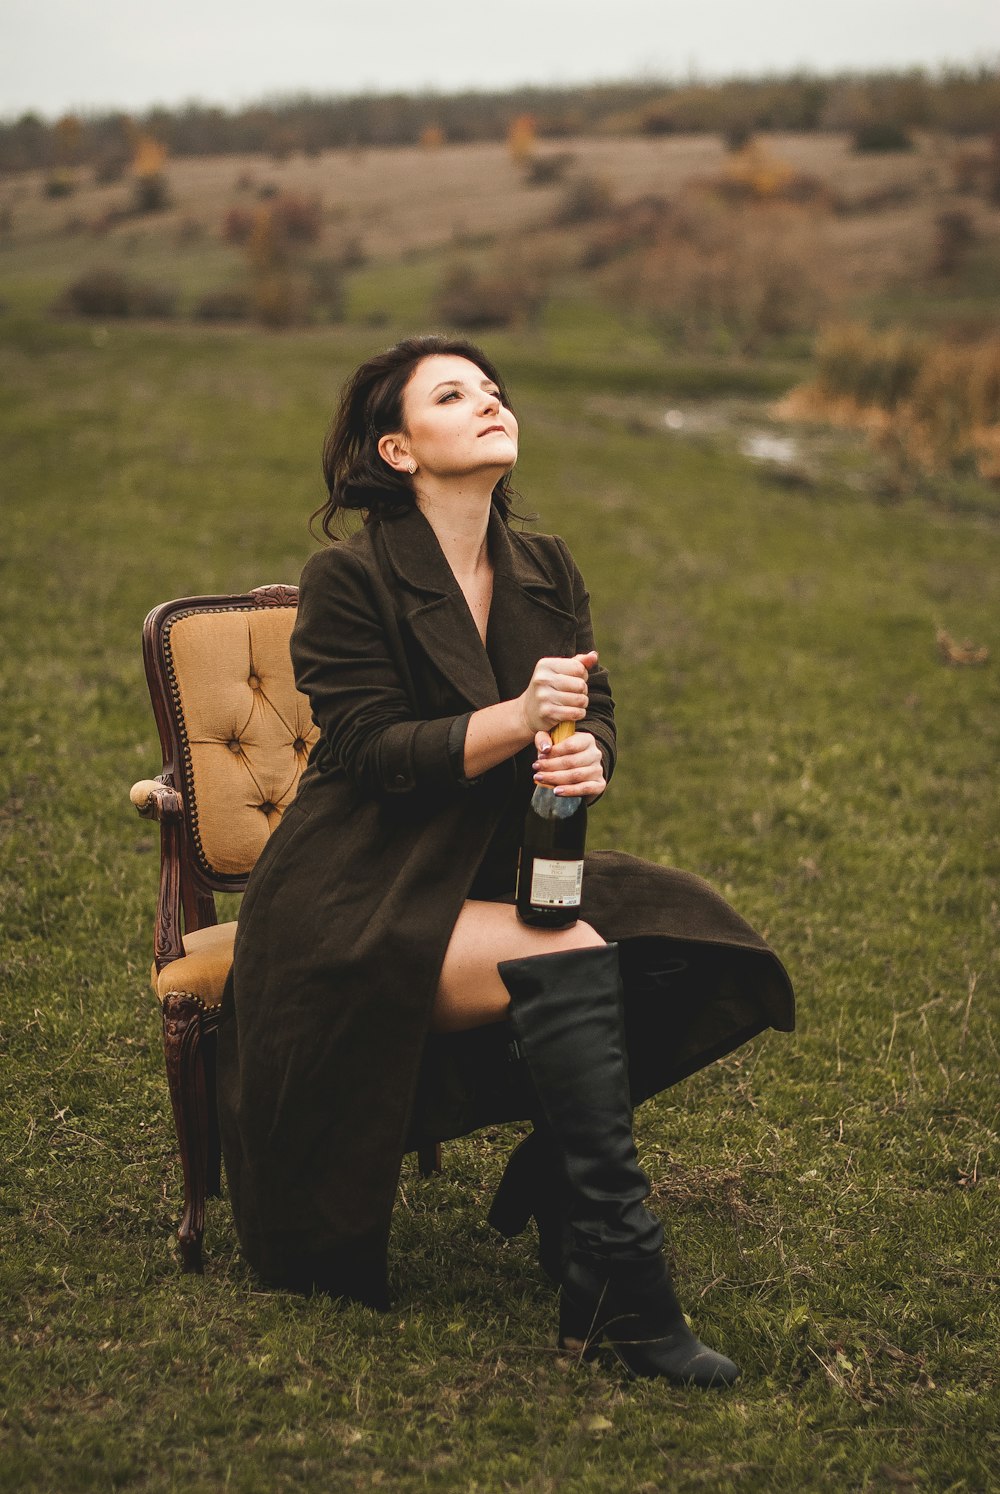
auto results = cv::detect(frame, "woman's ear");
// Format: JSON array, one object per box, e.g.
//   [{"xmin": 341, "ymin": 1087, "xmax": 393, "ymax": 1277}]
[{"xmin": 377, "ymin": 433, "xmax": 413, "ymax": 473}]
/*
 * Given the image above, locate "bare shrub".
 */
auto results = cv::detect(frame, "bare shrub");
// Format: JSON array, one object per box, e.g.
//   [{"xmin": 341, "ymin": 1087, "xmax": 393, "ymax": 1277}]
[
  {"xmin": 780, "ymin": 325, "xmax": 1000, "ymax": 483},
  {"xmin": 269, "ymin": 126, "xmax": 301, "ymax": 162},
  {"xmin": 309, "ymin": 259, "xmax": 345, "ymax": 320},
  {"xmin": 580, "ymin": 195, "xmax": 672, "ymax": 268},
  {"xmin": 607, "ymin": 198, "xmax": 834, "ymax": 353},
  {"xmin": 271, "ymin": 192, "xmax": 322, "ymax": 243},
  {"xmin": 54, "ymin": 267, "xmax": 177, "ymax": 318},
  {"xmin": 711, "ymin": 141, "xmax": 830, "ymax": 206},
  {"xmin": 524, "ymin": 151, "xmax": 575, "ymax": 186},
  {"xmin": 723, "ymin": 122, "xmax": 753, "ymax": 153},
  {"xmin": 174, "ymin": 216, "xmax": 205, "ymax": 246},
  {"xmin": 812, "ymin": 322, "xmax": 925, "ymax": 409},
  {"xmin": 219, "ymin": 197, "xmax": 323, "ymax": 328},
  {"xmin": 250, "ymin": 272, "xmax": 310, "ymax": 328},
  {"xmin": 901, "ymin": 338, "xmax": 1000, "ymax": 475},
  {"xmin": 222, "ymin": 206, "xmax": 257, "ymax": 244},
  {"xmin": 132, "ymin": 173, "xmax": 170, "ymax": 213},
  {"xmin": 434, "ymin": 260, "xmax": 547, "ymax": 330},
  {"xmin": 553, "ymin": 173, "xmax": 615, "ymax": 226},
  {"xmin": 930, "ymin": 210, "xmax": 976, "ymax": 277},
  {"xmin": 43, "ymin": 172, "xmax": 75, "ymax": 198},
  {"xmin": 952, "ymin": 145, "xmax": 990, "ymax": 195},
  {"xmin": 247, "ymin": 207, "xmax": 289, "ymax": 273},
  {"xmin": 852, "ymin": 121, "xmax": 914, "ymax": 153},
  {"xmin": 93, "ymin": 154, "xmax": 127, "ymax": 185},
  {"xmin": 989, "ymin": 134, "xmax": 1000, "ymax": 206},
  {"xmin": 227, "ymin": 194, "xmax": 321, "ymax": 248},
  {"xmin": 194, "ymin": 287, "xmax": 250, "ymax": 322},
  {"xmin": 638, "ymin": 102, "xmax": 679, "ymax": 136},
  {"xmin": 334, "ymin": 235, "xmax": 366, "ymax": 269}
]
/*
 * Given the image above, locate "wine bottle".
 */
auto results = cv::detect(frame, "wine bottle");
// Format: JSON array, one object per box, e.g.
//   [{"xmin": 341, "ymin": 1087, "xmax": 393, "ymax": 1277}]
[{"xmin": 516, "ymin": 720, "xmax": 587, "ymax": 929}]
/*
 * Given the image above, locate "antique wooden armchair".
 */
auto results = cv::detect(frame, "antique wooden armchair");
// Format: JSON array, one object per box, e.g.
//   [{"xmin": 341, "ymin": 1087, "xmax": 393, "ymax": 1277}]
[{"xmin": 130, "ymin": 585, "xmax": 440, "ymax": 1272}]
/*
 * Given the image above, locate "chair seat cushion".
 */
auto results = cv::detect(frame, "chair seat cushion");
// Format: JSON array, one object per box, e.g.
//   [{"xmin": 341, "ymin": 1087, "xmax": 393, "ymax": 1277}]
[{"xmin": 152, "ymin": 922, "xmax": 236, "ymax": 1006}]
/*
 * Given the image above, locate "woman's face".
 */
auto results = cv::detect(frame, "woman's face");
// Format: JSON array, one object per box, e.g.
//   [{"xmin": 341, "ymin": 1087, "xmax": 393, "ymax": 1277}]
[{"xmin": 391, "ymin": 354, "xmax": 518, "ymax": 481}]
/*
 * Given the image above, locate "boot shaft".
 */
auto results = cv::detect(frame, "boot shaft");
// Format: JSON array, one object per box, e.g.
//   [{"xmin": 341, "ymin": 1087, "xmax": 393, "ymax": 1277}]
[{"xmin": 497, "ymin": 944, "xmax": 663, "ymax": 1262}]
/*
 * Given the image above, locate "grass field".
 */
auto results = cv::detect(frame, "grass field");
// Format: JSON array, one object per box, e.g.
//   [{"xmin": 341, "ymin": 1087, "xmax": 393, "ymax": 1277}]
[{"xmin": 1, "ymin": 143, "xmax": 999, "ymax": 1491}]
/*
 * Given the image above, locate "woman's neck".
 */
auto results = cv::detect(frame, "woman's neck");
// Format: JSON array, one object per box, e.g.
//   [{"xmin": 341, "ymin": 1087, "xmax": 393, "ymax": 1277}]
[{"xmin": 416, "ymin": 483, "xmax": 493, "ymax": 580}]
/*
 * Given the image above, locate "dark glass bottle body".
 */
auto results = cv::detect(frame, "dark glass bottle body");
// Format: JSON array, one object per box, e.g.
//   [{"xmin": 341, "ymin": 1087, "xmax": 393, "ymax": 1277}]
[{"xmin": 515, "ymin": 780, "xmax": 587, "ymax": 929}]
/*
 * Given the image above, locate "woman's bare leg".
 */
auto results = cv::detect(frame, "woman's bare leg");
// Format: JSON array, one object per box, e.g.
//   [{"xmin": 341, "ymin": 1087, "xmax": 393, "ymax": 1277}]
[{"xmin": 430, "ymin": 900, "xmax": 605, "ymax": 1032}]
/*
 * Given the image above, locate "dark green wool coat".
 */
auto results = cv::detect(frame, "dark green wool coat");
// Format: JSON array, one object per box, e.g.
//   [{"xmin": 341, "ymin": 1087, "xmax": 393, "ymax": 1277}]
[{"xmin": 216, "ymin": 503, "xmax": 794, "ymax": 1306}]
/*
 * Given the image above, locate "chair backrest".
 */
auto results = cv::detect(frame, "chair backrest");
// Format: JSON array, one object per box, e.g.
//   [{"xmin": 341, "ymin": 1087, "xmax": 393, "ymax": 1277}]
[{"xmin": 142, "ymin": 585, "xmax": 319, "ymax": 891}]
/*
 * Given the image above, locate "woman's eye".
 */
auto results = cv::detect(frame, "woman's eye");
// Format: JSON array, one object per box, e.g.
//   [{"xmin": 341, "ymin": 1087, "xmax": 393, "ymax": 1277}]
[{"xmin": 439, "ymin": 390, "xmax": 460, "ymax": 402}]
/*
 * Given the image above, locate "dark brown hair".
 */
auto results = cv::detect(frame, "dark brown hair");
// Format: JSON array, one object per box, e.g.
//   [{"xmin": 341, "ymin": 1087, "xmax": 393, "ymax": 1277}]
[{"xmin": 314, "ymin": 335, "xmax": 518, "ymax": 538}]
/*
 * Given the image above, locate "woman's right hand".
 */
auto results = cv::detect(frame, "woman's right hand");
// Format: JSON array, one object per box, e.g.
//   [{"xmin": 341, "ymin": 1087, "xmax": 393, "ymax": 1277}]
[{"xmin": 518, "ymin": 651, "xmax": 598, "ymax": 736}]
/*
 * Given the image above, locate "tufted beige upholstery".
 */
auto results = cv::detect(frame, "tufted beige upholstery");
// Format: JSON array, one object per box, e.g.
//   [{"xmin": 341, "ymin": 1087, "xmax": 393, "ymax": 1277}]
[
  {"xmin": 151, "ymin": 922, "xmax": 237, "ymax": 1007},
  {"xmin": 166, "ymin": 607, "xmax": 318, "ymax": 877}
]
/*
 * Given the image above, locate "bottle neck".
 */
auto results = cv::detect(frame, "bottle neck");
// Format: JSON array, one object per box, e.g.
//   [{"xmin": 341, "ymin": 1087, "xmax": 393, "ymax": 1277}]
[{"xmin": 531, "ymin": 720, "xmax": 583, "ymax": 815}]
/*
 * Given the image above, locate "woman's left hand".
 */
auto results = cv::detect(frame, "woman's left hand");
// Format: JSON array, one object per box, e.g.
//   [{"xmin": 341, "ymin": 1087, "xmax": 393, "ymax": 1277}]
[{"xmin": 532, "ymin": 729, "xmax": 606, "ymax": 802}]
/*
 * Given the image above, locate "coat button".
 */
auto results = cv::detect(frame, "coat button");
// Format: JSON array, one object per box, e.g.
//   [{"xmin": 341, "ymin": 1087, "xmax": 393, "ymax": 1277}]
[
  {"xmin": 227, "ymin": 738, "xmax": 241, "ymax": 753},
  {"xmin": 259, "ymin": 800, "xmax": 276, "ymax": 814},
  {"xmin": 293, "ymin": 737, "xmax": 306, "ymax": 752},
  {"xmin": 393, "ymin": 774, "xmax": 407, "ymax": 787},
  {"xmin": 248, "ymin": 674, "xmax": 261, "ymax": 690}
]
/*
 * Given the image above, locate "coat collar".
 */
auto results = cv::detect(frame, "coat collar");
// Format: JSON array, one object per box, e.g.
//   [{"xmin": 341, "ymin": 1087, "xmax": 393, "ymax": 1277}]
[
  {"xmin": 374, "ymin": 505, "xmax": 577, "ymax": 711},
  {"xmin": 377, "ymin": 502, "xmax": 552, "ymax": 595}
]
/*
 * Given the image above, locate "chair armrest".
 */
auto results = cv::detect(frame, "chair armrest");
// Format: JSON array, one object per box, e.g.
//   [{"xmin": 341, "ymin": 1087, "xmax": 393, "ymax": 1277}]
[
  {"xmin": 130, "ymin": 777, "xmax": 183, "ymax": 821},
  {"xmin": 131, "ymin": 775, "xmax": 186, "ymax": 971}
]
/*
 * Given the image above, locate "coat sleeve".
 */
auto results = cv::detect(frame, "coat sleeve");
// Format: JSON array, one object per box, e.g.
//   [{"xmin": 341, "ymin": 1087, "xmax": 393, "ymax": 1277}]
[
  {"xmin": 553, "ymin": 537, "xmax": 617, "ymax": 790},
  {"xmin": 291, "ymin": 545, "xmax": 472, "ymax": 797}
]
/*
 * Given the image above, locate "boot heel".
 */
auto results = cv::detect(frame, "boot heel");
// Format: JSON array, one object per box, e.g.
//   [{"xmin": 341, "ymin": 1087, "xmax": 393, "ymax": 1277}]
[
  {"xmin": 558, "ymin": 1270, "xmax": 609, "ymax": 1360},
  {"xmin": 486, "ymin": 1154, "xmax": 533, "ymax": 1238},
  {"xmin": 487, "ymin": 1134, "xmax": 542, "ymax": 1238}
]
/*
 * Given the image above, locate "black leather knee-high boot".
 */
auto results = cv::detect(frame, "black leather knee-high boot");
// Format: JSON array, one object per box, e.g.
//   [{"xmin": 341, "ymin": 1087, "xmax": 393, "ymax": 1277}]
[{"xmin": 496, "ymin": 943, "xmax": 739, "ymax": 1388}]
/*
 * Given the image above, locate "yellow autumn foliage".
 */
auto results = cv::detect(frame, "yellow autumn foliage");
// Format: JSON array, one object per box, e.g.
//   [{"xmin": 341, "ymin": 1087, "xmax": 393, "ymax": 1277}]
[{"xmin": 131, "ymin": 135, "xmax": 168, "ymax": 179}]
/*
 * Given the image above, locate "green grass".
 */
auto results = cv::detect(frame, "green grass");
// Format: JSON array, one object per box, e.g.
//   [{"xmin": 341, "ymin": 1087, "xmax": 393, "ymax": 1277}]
[{"xmin": 1, "ymin": 306, "xmax": 998, "ymax": 1493}]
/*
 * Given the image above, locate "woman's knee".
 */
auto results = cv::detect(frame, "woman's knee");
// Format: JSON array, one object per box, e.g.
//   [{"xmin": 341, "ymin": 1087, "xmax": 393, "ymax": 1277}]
[{"xmin": 545, "ymin": 919, "xmax": 605, "ymax": 953}]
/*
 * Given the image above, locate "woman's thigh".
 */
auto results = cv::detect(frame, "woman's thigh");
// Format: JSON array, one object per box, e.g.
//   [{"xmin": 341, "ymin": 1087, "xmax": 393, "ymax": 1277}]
[{"xmin": 430, "ymin": 900, "xmax": 605, "ymax": 1032}]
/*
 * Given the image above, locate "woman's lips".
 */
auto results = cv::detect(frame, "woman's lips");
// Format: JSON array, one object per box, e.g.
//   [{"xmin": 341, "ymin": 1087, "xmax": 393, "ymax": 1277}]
[{"xmin": 478, "ymin": 425, "xmax": 506, "ymax": 436}]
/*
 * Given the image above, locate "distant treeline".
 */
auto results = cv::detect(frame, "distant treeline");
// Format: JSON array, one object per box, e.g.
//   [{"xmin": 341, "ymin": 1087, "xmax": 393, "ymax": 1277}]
[{"xmin": 3, "ymin": 66, "xmax": 1000, "ymax": 172}]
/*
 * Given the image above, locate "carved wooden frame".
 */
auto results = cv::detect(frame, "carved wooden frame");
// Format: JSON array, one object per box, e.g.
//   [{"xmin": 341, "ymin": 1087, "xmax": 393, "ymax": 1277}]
[{"xmin": 137, "ymin": 586, "xmax": 440, "ymax": 1275}]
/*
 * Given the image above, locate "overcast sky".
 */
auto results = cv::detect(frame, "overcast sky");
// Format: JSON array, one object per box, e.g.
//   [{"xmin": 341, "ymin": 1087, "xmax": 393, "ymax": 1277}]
[{"xmin": 2, "ymin": 0, "xmax": 997, "ymax": 120}]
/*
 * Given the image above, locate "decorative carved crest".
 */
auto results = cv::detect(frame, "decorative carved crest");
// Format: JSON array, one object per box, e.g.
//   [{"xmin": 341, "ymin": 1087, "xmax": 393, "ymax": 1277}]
[{"xmin": 252, "ymin": 584, "xmax": 299, "ymax": 607}]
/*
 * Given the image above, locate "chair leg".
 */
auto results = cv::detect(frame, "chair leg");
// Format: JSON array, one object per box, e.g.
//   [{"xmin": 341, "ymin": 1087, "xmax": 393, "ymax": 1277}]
[
  {"xmin": 417, "ymin": 1142, "xmax": 442, "ymax": 1178},
  {"xmin": 201, "ymin": 1026, "xmax": 223, "ymax": 1199},
  {"xmin": 161, "ymin": 991, "xmax": 212, "ymax": 1272}
]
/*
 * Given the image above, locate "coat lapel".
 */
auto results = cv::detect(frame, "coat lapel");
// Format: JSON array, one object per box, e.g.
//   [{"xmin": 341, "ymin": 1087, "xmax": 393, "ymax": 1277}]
[
  {"xmin": 487, "ymin": 510, "xmax": 578, "ymax": 699},
  {"xmin": 378, "ymin": 507, "xmax": 500, "ymax": 710},
  {"xmin": 377, "ymin": 505, "xmax": 578, "ymax": 712}
]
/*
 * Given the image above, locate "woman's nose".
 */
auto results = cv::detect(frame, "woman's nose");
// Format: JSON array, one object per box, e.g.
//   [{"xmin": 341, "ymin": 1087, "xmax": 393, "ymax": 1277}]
[{"xmin": 480, "ymin": 391, "xmax": 500, "ymax": 414}]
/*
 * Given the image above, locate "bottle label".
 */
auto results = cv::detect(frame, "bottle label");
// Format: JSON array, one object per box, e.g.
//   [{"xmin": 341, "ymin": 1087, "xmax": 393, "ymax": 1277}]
[{"xmin": 529, "ymin": 857, "xmax": 584, "ymax": 908}]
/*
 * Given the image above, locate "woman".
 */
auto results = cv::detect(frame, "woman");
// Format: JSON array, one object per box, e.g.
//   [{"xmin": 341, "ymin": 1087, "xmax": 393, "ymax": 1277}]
[{"xmin": 216, "ymin": 335, "xmax": 794, "ymax": 1389}]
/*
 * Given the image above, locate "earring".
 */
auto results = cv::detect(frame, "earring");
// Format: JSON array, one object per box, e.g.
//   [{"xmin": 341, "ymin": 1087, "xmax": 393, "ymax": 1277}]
[{"xmin": 407, "ymin": 460, "xmax": 417, "ymax": 474}]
